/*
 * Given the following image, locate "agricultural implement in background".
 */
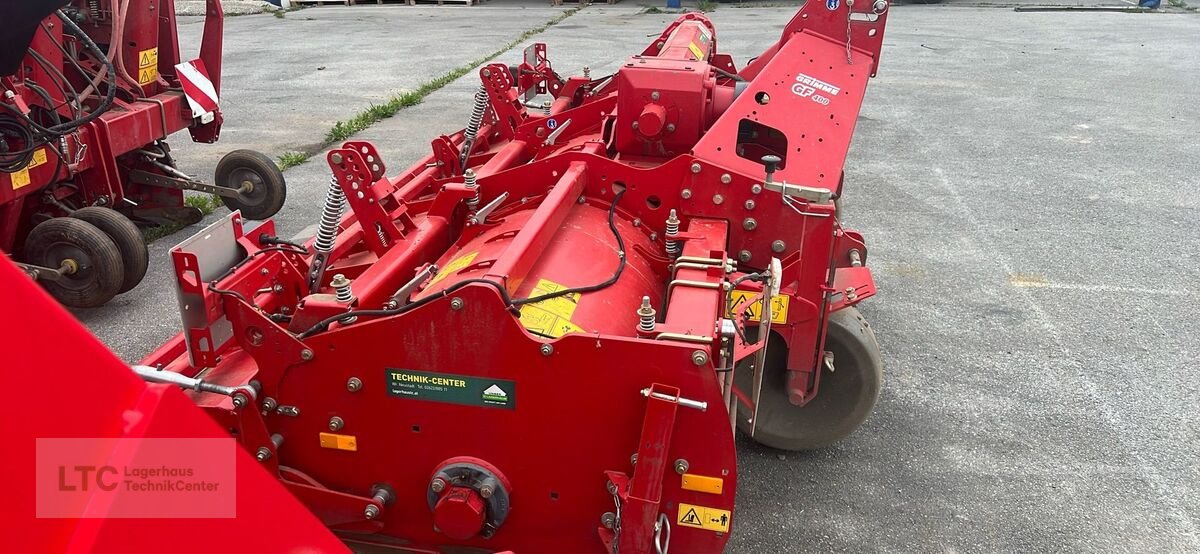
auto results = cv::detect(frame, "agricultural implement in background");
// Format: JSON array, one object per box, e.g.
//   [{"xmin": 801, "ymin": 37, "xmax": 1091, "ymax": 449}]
[
  {"xmin": 0, "ymin": 0, "xmax": 286, "ymax": 308},
  {"xmin": 126, "ymin": 1, "xmax": 888, "ymax": 552}
]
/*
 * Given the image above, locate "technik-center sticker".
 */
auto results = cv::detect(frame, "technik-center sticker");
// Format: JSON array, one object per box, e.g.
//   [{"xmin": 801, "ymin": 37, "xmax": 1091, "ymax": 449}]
[{"xmin": 386, "ymin": 369, "xmax": 516, "ymax": 410}]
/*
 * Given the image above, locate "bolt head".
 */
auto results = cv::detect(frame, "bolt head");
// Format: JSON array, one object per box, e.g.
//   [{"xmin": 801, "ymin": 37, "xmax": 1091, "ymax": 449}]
[
  {"xmin": 772, "ymin": 240, "xmax": 787, "ymax": 253},
  {"xmin": 482, "ymin": 68, "xmax": 492, "ymax": 77},
  {"xmin": 347, "ymin": 377, "xmax": 362, "ymax": 392},
  {"xmin": 450, "ymin": 297, "xmax": 465, "ymax": 311},
  {"xmin": 364, "ymin": 504, "xmax": 380, "ymax": 520},
  {"xmin": 745, "ymin": 200, "xmax": 756, "ymax": 210},
  {"xmin": 691, "ymin": 350, "xmax": 709, "ymax": 366},
  {"xmin": 329, "ymin": 416, "xmax": 344, "ymax": 431},
  {"xmin": 690, "ymin": 162, "xmax": 702, "ymax": 174},
  {"xmin": 330, "ymin": 153, "xmax": 343, "ymax": 164},
  {"xmin": 739, "ymin": 250, "xmax": 752, "ymax": 263},
  {"xmin": 743, "ymin": 218, "xmax": 758, "ymax": 231},
  {"xmin": 480, "ymin": 483, "xmax": 495, "ymax": 499},
  {"xmin": 665, "ymin": 123, "xmax": 676, "ymax": 133},
  {"xmin": 721, "ymin": 173, "xmax": 732, "ymax": 184},
  {"xmin": 300, "ymin": 349, "xmax": 314, "ymax": 361},
  {"xmin": 255, "ymin": 447, "xmax": 271, "ymax": 462},
  {"xmin": 751, "ymin": 184, "xmax": 763, "ymax": 194},
  {"xmin": 431, "ymin": 478, "xmax": 447, "ymax": 493},
  {"xmin": 651, "ymin": 91, "xmax": 661, "ymax": 101},
  {"xmin": 232, "ymin": 394, "xmax": 247, "ymax": 408},
  {"xmin": 674, "ymin": 458, "xmax": 690, "ymax": 475},
  {"xmin": 681, "ymin": 188, "xmax": 693, "ymax": 200},
  {"xmin": 601, "ymin": 511, "xmax": 617, "ymax": 529},
  {"xmin": 713, "ymin": 194, "xmax": 724, "ymax": 205},
  {"xmin": 262, "ymin": 397, "xmax": 278, "ymax": 410},
  {"xmin": 540, "ymin": 344, "xmax": 554, "ymax": 356}
]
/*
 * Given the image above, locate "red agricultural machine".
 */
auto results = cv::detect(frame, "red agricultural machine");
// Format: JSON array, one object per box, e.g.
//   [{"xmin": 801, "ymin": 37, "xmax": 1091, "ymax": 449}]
[
  {"xmin": 19, "ymin": 1, "xmax": 891, "ymax": 552},
  {"xmin": 0, "ymin": 0, "xmax": 286, "ymax": 308}
]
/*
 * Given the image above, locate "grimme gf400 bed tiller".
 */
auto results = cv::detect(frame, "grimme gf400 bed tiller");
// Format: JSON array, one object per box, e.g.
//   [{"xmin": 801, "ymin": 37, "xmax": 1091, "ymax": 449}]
[
  {"xmin": 1, "ymin": 0, "xmax": 286, "ymax": 308},
  {"xmin": 138, "ymin": 2, "xmax": 890, "ymax": 551}
]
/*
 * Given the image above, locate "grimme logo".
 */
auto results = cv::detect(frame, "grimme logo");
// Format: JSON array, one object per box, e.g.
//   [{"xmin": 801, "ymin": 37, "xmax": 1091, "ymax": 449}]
[{"xmin": 792, "ymin": 73, "xmax": 841, "ymax": 106}]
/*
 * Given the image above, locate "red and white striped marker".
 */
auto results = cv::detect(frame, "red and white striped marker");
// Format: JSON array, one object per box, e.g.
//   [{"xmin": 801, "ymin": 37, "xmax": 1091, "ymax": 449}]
[{"xmin": 174, "ymin": 59, "xmax": 220, "ymax": 120}]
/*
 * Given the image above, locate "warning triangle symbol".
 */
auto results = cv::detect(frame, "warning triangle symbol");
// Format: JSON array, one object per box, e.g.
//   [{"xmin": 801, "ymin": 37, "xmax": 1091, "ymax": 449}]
[
  {"xmin": 140, "ymin": 52, "xmax": 152, "ymax": 66},
  {"xmin": 681, "ymin": 508, "xmax": 701, "ymax": 525}
]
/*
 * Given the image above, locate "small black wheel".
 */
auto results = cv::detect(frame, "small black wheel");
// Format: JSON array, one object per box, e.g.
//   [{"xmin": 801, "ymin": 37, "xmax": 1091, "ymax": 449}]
[
  {"xmin": 24, "ymin": 217, "xmax": 125, "ymax": 308},
  {"xmin": 735, "ymin": 307, "xmax": 883, "ymax": 451},
  {"xmin": 215, "ymin": 149, "xmax": 286, "ymax": 220},
  {"xmin": 71, "ymin": 207, "xmax": 148, "ymax": 294}
]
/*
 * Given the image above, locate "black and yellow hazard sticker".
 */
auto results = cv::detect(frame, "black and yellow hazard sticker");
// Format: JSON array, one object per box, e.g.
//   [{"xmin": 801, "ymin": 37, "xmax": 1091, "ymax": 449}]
[
  {"xmin": 8, "ymin": 148, "xmax": 47, "ymax": 189},
  {"xmin": 725, "ymin": 290, "xmax": 789, "ymax": 324},
  {"xmin": 519, "ymin": 278, "xmax": 584, "ymax": 338},
  {"xmin": 677, "ymin": 502, "xmax": 731, "ymax": 533},
  {"xmin": 137, "ymin": 47, "xmax": 158, "ymax": 85}
]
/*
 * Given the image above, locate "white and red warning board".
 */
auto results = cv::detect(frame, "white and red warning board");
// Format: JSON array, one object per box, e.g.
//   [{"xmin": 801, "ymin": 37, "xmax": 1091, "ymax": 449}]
[{"xmin": 174, "ymin": 59, "xmax": 220, "ymax": 119}]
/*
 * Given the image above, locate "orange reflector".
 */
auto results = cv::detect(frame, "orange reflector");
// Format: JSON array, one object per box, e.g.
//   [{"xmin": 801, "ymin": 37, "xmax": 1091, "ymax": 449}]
[
  {"xmin": 681, "ymin": 473, "xmax": 724, "ymax": 494},
  {"xmin": 319, "ymin": 432, "xmax": 357, "ymax": 451}
]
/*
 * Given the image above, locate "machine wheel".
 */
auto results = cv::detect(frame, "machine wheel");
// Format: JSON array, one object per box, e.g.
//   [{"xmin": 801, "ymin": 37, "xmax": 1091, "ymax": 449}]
[
  {"xmin": 215, "ymin": 149, "xmax": 286, "ymax": 220},
  {"xmin": 24, "ymin": 218, "xmax": 125, "ymax": 308},
  {"xmin": 70, "ymin": 207, "xmax": 148, "ymax": 294},
  {"xmin": 735, "ymin": 307, "xmax": 882, "ymax": 451}
]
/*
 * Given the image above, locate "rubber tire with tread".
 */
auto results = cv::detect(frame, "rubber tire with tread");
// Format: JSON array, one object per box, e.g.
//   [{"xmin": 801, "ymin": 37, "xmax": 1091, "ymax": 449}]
[
  {"xmin": 735, "ymin": 306, "xmax": 883, "ymax": 451},
  {"xmin": 70, "ymin": 207, "xmax": 148, "ymax": 294},
  {"xmin": 215, "ymin": 149, "xmax": 287, "ymax": 220},
  {"xmin": 24, "ymin": 218, "xmax": 125, "ymax": 308}
]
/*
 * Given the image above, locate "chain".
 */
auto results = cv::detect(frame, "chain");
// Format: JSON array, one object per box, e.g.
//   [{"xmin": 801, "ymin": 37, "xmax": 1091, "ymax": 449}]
[{"xmin": 845, "ymin": 0, "xmax": 855, "ymax": 65}]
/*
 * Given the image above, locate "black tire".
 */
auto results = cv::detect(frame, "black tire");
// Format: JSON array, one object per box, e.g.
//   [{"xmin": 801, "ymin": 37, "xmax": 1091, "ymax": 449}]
[
  {"xmin": 24, "ymin": 218, "xmax": 125, "ymax": 308},
  {"xmin": 735, "ymin": 307, "xmax": 882, "ymax": 451},
  {"xmin": 215, "ymin": 149, "xmax": 286, "ymax": 220},
  {"xmin": 71, "ymin": 207, "xmax": 148, "ymax": 294}
]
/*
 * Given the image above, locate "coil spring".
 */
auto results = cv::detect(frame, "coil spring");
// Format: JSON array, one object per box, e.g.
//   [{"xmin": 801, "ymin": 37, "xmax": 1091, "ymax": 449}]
[
  {"xmin": 464, "ymin": 169, "xmax": 480, "ymax": 213},
  {"xmin": 465, "ymin": 87, "xmax": 487, "ymax": 142},
  {"xmin": 542, "ymin": 100, "xmax": 552, "ymax": 116},
  {"xmin": 374, "ymin": 223, "xmax": 388, "ymax": 247},
  {"xmin": 664, "ymin": 209, "xmax": 681, "ymax": 258},
  {"xmin": 637, "ymin": 296, "xmax": 656, "ymax": 333},
  {"xmin": 333, "ymin": 276, "xmax": 354, "ymax": 304},
  {"xmin": 87, "ymin": 0, "xmax": 100, "ymax": 20},
  {"xmin": 314, "ymin": 176, "xmax": 346, "ymax": 254}
]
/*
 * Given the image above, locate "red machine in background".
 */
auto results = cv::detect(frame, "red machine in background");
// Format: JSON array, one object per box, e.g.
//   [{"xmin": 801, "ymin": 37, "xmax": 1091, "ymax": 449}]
[
  {"xmin": 0, "ymin": 0, "xmax": 286, "ymax": 308},
  {"xmin": 125, "ymin": 2, "xmax": 889, "ymax": 552}
]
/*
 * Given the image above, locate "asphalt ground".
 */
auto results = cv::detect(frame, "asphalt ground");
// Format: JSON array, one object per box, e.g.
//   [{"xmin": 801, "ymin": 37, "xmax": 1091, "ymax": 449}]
[{"xmin": 76, "ymin": 3, "xmax": 1199, "ymax": 552}]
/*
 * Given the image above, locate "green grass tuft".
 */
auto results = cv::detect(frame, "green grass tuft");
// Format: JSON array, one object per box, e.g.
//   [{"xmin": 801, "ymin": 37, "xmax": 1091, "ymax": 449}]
[
  {"xmin": 321, "ymin": 8, "xmax": 580, "ymax": 146},
  {"xmin": 697, "ymin": 0, "xmax": 718, "ymax": 12},
  {"xmin": 277, "ymin": 150, "xmax": 310, "ymax": 170}
]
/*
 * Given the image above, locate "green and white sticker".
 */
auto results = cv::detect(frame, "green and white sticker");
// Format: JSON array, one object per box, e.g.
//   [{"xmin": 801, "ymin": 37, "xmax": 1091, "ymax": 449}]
[{"xmin": 386, "ymin": 369, "xmax": 516, "ymax": 410}]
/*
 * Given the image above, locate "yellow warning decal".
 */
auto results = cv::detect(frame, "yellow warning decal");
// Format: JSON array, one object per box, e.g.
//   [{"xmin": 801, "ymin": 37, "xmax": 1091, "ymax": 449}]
[
  {"xmin": 319, "ymin": 432, "xmax": 357, "ymax": 451},
  {"xmin": 137, "ymin": 47, "xmax": 158, "ymax": 85},
  {"xmin": 725, "ymin": 290, "xmax": 789, "ymax": 324},
  {"xmin": 519, "ymin": 278, "xmax": 585, "ymax": 338},
  {"xmin": 9, "ymin": 148, "xmax": 48, "ymax": 190},
  {"xmin": 677, "ymin": 502, "xmax": 731, "ymax": 533},
  {"xmin": 138, "ymin": 47, "xmax": 158, "ymax": 69},
  {"xmin": 688, "ymin": 42, "xmax": 706, "ymax": 61},
  {"xmin": 428, "ymin": 251, "xmax": 478, "ymax": 286}
]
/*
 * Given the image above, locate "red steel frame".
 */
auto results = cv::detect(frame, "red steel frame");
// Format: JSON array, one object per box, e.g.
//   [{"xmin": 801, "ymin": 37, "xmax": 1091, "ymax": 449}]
[
  {"xmin": 138, "ymin": 3, "xmax": 890, "ymax": 552},
  {"xmin": 0, "ymin": 0, "xmax": 225, "ymax": 253}
]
